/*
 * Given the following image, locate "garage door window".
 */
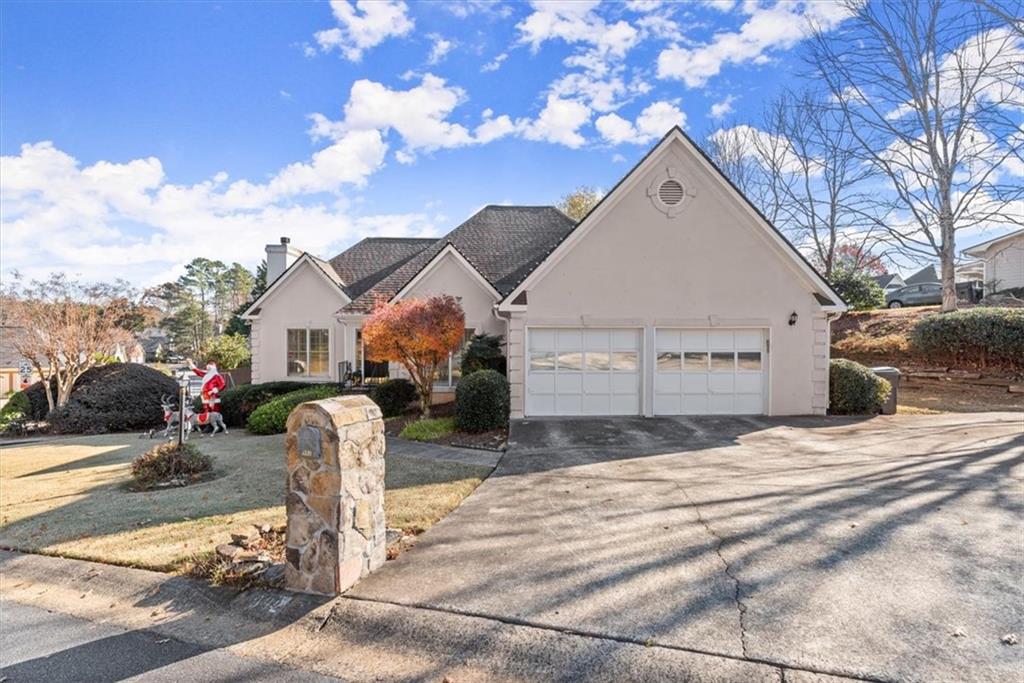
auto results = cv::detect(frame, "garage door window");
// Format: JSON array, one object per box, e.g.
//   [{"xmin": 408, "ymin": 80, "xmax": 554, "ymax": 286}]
[
  {"xmin": 684, "ymin": 351, "xmax": 707, "ymax": 370},
  {"xmin": 710, "ymin": 351, "xmax": 734, "ymax": 371},
  {"xmin": 530, "ymin": 352, "xmax": 555, "ymax": 370},
  {"xmin": 738, "ymin": 351, "xmax": 762, "ymax": 371},
  {"xmin": 658, "ymin": 351, "xmax": 682, "ymax": 371},
  {"xmin": 612, "ymin": 351, "xmax": 638, "ymax": 371}
]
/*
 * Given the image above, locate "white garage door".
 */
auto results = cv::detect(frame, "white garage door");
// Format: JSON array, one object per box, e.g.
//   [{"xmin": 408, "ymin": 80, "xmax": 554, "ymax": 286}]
[
  {"xmin": 654, "ymin": 328, "xmax": 766, "ymax": 415},
  {"xmin": 527, "ymin": 328, "xmax": 641, "ymax": 416}
]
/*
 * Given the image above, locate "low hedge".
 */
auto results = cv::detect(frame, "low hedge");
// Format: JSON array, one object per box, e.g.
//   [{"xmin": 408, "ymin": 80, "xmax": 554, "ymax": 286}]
[
  {"xmin": 910, "ymin": 308, "xmax": 1024, "ymax": 369},
  {"xmin": 246, "ymin": 385, "xmax": 345, "ymax": 435},
  {"xmin": 829, "ymin": 359, "xmax": 891, "ymax": 415},
  {"xmin": 220, "ymin": 381, "xmax": 324, "ymax": 427},
  {"xmin": 369, "ymin": 379, "xmax": 417, "ymax": 417},
  {"xmin": 44, "ymin": 364, "xmax": 179, "ymax": 434},
  {"xmin": 455, "ymin": 369, "xmax": 510, "ymax": 433},
  {"xmin": 131, "ymin": 442, "xmax": 213, "ymax": 490},
  {"xmin": 0, "ymin": 391, "xmax": 31, "ymax": 433}
]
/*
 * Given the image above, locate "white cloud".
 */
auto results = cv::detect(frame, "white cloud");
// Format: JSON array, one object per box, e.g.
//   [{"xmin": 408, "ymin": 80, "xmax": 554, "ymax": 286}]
[
  {"xmin": 0, "ymin": 139, "xmax": 401, "ymax": 285},
  {"xmin": 518, "ymin": 1, "xmax": 639, "ymax": 58},
  {"xmin": 595, "ymin": 101, "xmax": 685, "ymax": 145},
  {"xmin": 709, "ymin": 94, "xmax": 736, "ymax": 119},
  {"xmin": 701, "ymin": 0, "xmax": 737, "ymax": 11},
  {"xmin": 657, "ymin": 1, "xmax": 851, "ymax": 87},
  {"xmin": 482, "ymin": 52, "xmax": 508, "ymax": 72},
  {"xmin": 427, "ymin": 34, "xmax": 454, "ymax": 64},
  {"xmin": 314, "ymin": 0, "xmax": 413, "ymax": 61},
  {"xmin": 474, "ymin": 111, "xmax": 519, "ymax": 144},
  {"xmin": 522, "ymin": 95, "xmax": 592, "ymax": 148}
]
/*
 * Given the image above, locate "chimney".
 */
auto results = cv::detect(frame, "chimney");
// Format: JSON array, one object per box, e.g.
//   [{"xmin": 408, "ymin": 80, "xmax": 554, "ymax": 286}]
[{"xmin": 266, "ymin": 236, "xmax": 301, "ymax": 283}]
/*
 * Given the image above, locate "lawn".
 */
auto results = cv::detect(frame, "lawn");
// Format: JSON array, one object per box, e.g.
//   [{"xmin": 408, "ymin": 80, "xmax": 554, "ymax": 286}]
[
  {"xmin": 399, "ymin": 417, "xmax": 456, "ymax": 441},
  {"xmin": 0, "ymin": 431, "xmax": 491, "ymax": 570}
]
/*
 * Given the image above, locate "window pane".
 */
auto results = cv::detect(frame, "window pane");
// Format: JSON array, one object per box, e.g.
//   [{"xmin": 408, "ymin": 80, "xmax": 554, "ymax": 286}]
[
  {"xmin": 450, "ymin": 330, "xmax": 473, "ymax": 384},
  {"xmin": 684, "ymin": 352, "xmax": 708, "ymax": 370},
  {"xmin": 309, "ymin": 329, "xmax": 329, "ymax": 375},
  {"xmin": 557, "ymin": 351, "xmax": 583, "ymax": 371},
  {"xmin": 612, "ymin": 351, "xmax": 638, "ymax": 371},
  {"xmin": 287, "ymin": 329, "xmax": 307, "ymax": 376},
  {"xmin": 586, "ymin": 352, "xmax": 610, "ymax": 371},
  {"xmin": 530, "ymin": 352, "xmax": 555, "ymax": 370},
  {"xmin": 437, "ymin": 358, "xmax": 450, "ymax": 383},
  {"xmin": 657, "ymin": 351, "xmax": 682, "ymax": 371},
  {"xmin": 737, "ymin": 351, "xmax": 762, "ymax": 371},
  {"xmin": 710, "ymin": 351, "xmax": 734, "ymax": 371}
]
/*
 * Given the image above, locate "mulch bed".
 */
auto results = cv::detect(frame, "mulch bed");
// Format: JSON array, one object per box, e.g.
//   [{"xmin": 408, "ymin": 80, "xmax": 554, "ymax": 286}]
[{"xmin": 385, "ymin": 402, "xmax": 508, "ymax": 451}]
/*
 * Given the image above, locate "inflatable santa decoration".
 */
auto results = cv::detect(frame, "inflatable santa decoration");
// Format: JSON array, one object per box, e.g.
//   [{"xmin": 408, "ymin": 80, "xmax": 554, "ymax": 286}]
[{"xmin": 189, "ymin": 360, "xmax": 226, "ymax": 414}]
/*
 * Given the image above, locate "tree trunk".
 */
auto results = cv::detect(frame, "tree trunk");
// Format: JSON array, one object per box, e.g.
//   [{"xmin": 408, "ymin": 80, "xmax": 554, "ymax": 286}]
[
  {"xmin": 419, "ymin": 387, "xmax": 431, "ymax": 419},
  {"xmin": 939, "ymin": 209, "xmax": 958, "ymax": 313}
]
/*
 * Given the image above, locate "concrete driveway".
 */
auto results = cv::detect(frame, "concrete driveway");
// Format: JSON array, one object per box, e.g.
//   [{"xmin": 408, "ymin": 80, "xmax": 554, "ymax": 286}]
[{"xmin": 352, "ymin": 412, "xmax": 1024, "ymax": 682}]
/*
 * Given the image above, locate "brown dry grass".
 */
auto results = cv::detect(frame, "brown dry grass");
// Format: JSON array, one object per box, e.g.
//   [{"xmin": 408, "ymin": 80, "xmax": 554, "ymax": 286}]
[
  {"xmin": 897, "ymin": 381, "xmax": 1023, "ymax": 414},
  {"xmin": 0, "ymin": 431, "xmax": 490, "ymax": 570}
]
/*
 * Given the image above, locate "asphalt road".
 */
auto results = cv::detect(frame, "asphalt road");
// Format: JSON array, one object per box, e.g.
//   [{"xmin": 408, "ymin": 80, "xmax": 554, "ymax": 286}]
[{"xmin": 0, "ymin": 599, "xmax": 338, "ymax": 682}]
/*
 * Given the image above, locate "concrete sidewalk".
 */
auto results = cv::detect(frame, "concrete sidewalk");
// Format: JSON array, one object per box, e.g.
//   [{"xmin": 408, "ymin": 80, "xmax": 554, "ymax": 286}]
[{"xmin": 0, "ymin": 551, "xmax": 850, "ymax": 682}]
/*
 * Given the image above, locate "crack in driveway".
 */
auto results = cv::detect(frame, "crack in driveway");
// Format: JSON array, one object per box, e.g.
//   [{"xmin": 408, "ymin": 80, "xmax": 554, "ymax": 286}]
[{"xmin": 676, "ymin": 481, "xmax": 751, "ymax": 659}]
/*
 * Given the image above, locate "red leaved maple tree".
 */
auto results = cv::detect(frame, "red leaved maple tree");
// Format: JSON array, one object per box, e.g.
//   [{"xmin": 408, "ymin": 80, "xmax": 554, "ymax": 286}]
[{"xmin": 361, "ymin": 295, "xmax": 465, "ymax": 417}]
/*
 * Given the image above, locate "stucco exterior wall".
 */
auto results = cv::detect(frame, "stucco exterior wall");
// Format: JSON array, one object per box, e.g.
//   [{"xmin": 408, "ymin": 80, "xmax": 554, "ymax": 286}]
[
  {"xmin": 512, "ymin": 138, "xmax": 827, "ymax": 417},
  {"xmin": 402, "ymin": 252, "xmax": 504, "ymax": 337},
  {"xmin": 987, "ymin": 235, "xmax": 1024, "ymax": 291},
  {"xmin": 251, "ymin": 262, "xmax": 349, "ymax": 384}
]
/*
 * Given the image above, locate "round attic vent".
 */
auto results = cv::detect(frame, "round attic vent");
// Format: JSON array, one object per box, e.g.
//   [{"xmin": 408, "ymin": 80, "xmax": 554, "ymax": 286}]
[{"xmin": 658, "ymin": 179, "xmax": 685, "ymax": 206}]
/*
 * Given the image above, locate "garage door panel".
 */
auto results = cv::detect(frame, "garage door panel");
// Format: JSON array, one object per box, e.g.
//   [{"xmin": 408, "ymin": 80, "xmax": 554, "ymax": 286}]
[
  {"xmin": 683, "ymin": 395, "xmax": 709, "ymax": 414},
  {"xmin": 709, "ymin": 394, "xmax": 733, "ymax": 413},
  {"xmin": 735, "ymin": 374, "xmax": 762, "ymax": 393},
  {"xmin": 556, "ymin": 394, "xmax": 583, "ymax": 415},
  {"xmin": 530, "ymin": 329, "xmax": 555, "ymax": 351},
  {"xmin": 682, "ymin": 374, "xmax": 708, "ymax": 393},
  {"xmin": 708, "ymin": 330, "xmax": 735, "ymax": 350},
  {"xmin": 734, "ymin": 394, "xmax": 763, "ymax": 414},
  {"xmin": 612, "ymin": 394, "xmax": 639, "ymax": 414},
  {"xmin": 709, "ymin": 374, "xmax": 734, "ymax": 393},
  {"xmin": 734, "ymin": 331, "xmax": 762, "ymax": 350},
  {"xmin": 530, "ymin": 394, "xmax": 555, "ymax": 415},
  {"xmin": 583, "ymin": 329, "xmax": 610, "ymax": 349},
  {"xmin": 612, "ymin": 329, "xmax": 639, "ymax": 349},
  {"xmin": 583, "ymin": 394, "xmax": 610, "ymax": 415},
  {"xmin": 681, "ymin": 330, "xmax": 707, "ymax": 348},
  {"xmin": 611, "ymin": 373, "xmax": 638, "ymax": 393},
  {"xmin": 556, "ymin": 373, "xmax": 582, "ymax": 393},
  {"xmin": 583, "ymin": 373, "xmax": 611, "ymax": 393},
  {"xmin": 557, "ymin": 329, "xmax": 582, "ymax": 350},
  {"xmin": 654, "ymin": 394, "xmax": 681, "ymax": 415},
  {"xmin": 656, "ymin": 373, "xmax": 681, "ymax": 393}
]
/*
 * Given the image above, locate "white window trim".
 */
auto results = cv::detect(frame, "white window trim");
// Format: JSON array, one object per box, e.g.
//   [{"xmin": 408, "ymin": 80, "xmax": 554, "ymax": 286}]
[{"xmin": 286, "ymin": 327, "xmax": 332, "ymax": 379}]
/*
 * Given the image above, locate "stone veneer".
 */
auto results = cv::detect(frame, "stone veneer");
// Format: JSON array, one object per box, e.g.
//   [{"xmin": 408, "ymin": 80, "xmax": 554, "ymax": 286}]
[{"xmin": 284, "ymin": 395, "xmax": 386, "ymax": 595}]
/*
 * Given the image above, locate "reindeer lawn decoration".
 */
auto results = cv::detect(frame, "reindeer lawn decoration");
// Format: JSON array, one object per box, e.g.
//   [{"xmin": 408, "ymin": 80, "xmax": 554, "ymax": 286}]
[{"xmin": 157, "ymin": 394, "xmax": 227, "ymax": 439}]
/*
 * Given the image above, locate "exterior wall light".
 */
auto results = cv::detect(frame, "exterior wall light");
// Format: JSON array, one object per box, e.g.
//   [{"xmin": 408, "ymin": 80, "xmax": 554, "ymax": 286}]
[{"xmin": 788, "ymin": 312, "xmax": 799, "ymax": 326}]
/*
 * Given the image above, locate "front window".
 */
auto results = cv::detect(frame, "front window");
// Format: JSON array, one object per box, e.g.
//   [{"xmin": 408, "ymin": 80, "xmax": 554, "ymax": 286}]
[
  {"xmin": 287, "ymin": 328, "xmax": 329, "ymax": 377},
  {"xmin": 437, "ymin": 329, "xmax": 474, "ymax": 387}
]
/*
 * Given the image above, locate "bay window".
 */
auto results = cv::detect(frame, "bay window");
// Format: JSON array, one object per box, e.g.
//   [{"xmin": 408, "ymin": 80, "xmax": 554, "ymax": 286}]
[{"xmin": 287, "ymin": 328, "xmax": 329, "ymax": 377}]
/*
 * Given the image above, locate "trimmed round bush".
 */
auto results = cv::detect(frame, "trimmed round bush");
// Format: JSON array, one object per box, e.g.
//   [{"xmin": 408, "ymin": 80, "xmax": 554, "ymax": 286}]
[
  {"xmin": 910, "ymin": 308, "xmax": 1024, "ymax": 369},
  {"xmin": 44, "ymin": 364, "xmax": 179, "ymax": 434},
  {"xmin": 0, "ymin": 391, "xmax": 31, "ymax": 432},
  {"xmin": 829, "ymin": 359, "xmax": 891, "ymax": 415},
  {"xmin": 131, "ymin": 442, "xmax": 213, "ymax": 490},
  {"xmin": 220, "ymin": 381, "xmax": 322, "ymax": 427},
  {"xmin": 455, "ymin": 369, "xmax": 510, "ymax": 433},
  {"xmin": 369, "ymin": 379, "xmax": 417, "ymax": 417},
  {"xmin": 246, "ymin": 385, "xmax": 345, "ymax": 435}
]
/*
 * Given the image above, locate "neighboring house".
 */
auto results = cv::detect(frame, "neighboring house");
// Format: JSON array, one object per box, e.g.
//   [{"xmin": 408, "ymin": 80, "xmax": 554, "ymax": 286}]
[
  {"xmin": 962, "ymin": 229, "xmax": 1024, "ymax": 293},
  {"xmin": 903, "ymin": 265, "xmax": 940, "ymax": 285},
  {"xmin": 872, "ymin": 273, "xmax": 906, "ymax": 293},
  {"xmin": 244, "ymin": 127, "xmax": 846, "ymax": 417},
  {"xmin": 0, "ymin": 326, "xmax": 45, "ymax": 397},
  {"xmin": 955, "ymin": 260, "xmax": 986, "ymax": 283},
  {"xmin": 137, "ymin": 327, "xmax": 170, "ymax": 362}
]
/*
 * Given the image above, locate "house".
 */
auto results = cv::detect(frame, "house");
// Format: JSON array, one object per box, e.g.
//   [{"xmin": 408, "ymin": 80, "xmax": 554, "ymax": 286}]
[
  {"xmin": 903, "ymin": 265, "xmax": 940, "ymax": 285},
  {"xmin": 244, "ymin": 127, "xmax": 846, "ymax": 418},
  {"xmin": 962, "ymin": 229, "xmax": 1024, "ymax": 293},
  {"xmin": 136, "ymin": 327, "xmax": 170, "ymax": 362},
  {"xmin": 872, "ymin": 273, "xmax": 905, "ymax": 293},
  {"xmin": 0, "ymin": 326, "xmax": 44, "ymax": 398}
]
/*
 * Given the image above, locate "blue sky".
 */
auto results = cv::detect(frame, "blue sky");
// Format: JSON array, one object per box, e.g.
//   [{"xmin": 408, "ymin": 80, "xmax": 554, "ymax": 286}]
[{"xmin": 1, "ymin": 1, "xmax": 1013, "ymax": 287}]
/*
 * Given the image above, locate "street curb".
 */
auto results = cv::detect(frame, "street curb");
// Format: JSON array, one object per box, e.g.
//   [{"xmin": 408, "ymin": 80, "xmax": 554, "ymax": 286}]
[{"xmin": 1, "ymin": 550, "xmax": 837, "ymax": 682}]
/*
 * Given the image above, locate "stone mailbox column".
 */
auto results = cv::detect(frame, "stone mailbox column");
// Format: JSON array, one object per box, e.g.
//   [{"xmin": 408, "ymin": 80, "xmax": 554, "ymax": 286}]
[{"xmin": 284, "ymin": 395, "xmax": 386, "ymax": 595}]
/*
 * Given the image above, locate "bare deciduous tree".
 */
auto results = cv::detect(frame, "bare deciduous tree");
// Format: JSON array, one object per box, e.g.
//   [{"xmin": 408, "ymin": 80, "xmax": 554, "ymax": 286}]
[
  {"xmin": 556, "ymin": 186, "xmax": 603, "ymax": 222},
  {"xmin": 3, "ymin": 274, "xmax": 134, "ymax": 413},
  {"xmin": 809, "ymin": 0, "xmax": 1023, "ymax": 311}
]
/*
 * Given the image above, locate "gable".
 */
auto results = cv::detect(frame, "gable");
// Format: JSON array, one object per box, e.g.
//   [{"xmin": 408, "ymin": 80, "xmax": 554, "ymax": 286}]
[
  {"xmin": 243, "ymin": 256, "xmax": 348, "ymax": 319},
  {"xmin": 500, "ymin": 128, "xmax": 844, "ymax": 312}
]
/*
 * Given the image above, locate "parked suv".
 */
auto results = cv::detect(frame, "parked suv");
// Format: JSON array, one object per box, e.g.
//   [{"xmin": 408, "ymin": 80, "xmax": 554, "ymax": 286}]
[{"xmin": 886, "ymin": 283, "xmax": 942, "ymax": 308}]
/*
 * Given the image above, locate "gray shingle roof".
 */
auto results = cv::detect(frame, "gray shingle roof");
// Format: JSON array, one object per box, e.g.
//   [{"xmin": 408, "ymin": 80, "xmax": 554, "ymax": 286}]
[
  {"xmin": 328, "ymin": 238, "xmax": 435, "ymax": 299},
  {"xmin": 339, "ymin": 206, "xmax": 576, "ymax": 313}
]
